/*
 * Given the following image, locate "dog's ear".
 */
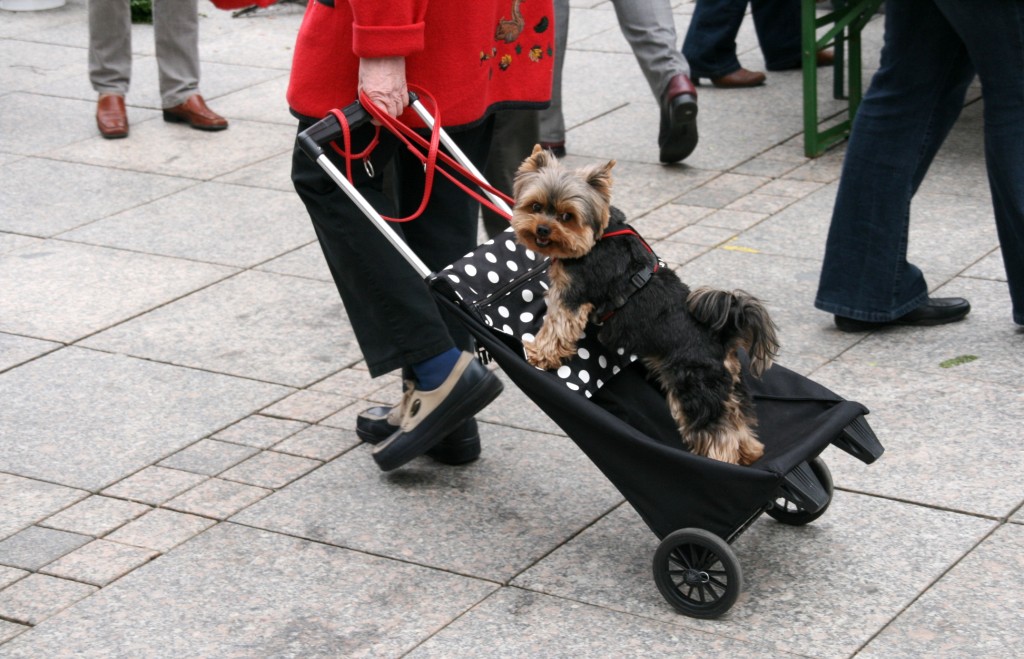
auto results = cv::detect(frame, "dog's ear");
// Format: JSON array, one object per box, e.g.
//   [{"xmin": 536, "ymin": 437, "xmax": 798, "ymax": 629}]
[
  {"xmin": 584, "ymin": 159, "xmax": 616, "ymax": 201},
  {"xmin": 518, "ymin": 144, "xmax": 552, "ymax": 174}
]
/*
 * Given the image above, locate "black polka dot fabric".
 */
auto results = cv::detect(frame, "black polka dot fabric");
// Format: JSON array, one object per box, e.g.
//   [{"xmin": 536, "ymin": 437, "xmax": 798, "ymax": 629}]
[{"xmin": 435, "ymin": 228, "xmax": 637, "ymax": 398}]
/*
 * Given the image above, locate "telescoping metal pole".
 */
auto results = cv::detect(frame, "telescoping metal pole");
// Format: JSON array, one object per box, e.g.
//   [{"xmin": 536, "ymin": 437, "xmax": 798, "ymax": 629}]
[{"xmin": 410, "ymin": 98, "xmax": 514, "ymax": 218}]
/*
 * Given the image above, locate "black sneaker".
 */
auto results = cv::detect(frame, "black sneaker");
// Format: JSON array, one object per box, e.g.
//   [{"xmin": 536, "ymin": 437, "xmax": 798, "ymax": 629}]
[{"xmin": 371, "ymin": 352, "xmax": 502, "ymax": 471}]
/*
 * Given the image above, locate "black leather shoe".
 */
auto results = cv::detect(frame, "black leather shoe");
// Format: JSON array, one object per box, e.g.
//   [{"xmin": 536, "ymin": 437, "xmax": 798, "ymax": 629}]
[
  {"xmin": 834, "ymin": 297, "xmax": 971, "ymax": 332},
  {"xmin": 372, "ymin": 352, "xmax": 502, "ymax": 471},
  {"xmin": 659, "ymin": 74, "xmax": 699, "ymax": 164},
  {"xmin": 356, "ymin": 404, "xmax": 481, "ymax": 465}
]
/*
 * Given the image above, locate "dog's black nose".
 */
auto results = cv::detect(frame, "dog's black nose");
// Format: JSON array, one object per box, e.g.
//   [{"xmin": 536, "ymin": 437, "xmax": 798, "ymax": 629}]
[{"xmin": 536, "ymin": 224, "xmax": 551, "ymax": 238}]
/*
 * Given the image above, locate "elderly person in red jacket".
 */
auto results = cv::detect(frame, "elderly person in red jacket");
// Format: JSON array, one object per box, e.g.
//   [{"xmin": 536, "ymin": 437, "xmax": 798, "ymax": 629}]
[{"xmin": 289, "ymin": 0, "xmax": 554, "ymax": 471}]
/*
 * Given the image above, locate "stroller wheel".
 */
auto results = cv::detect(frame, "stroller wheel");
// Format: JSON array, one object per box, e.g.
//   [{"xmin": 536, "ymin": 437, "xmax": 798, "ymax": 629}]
[
  {"xmin": 653, "ymin": 528, "xmax": 742, "ymax": 619},
  {"xmin": 766, "ymin": 456, "xmax": 834, "ymax": 526}
]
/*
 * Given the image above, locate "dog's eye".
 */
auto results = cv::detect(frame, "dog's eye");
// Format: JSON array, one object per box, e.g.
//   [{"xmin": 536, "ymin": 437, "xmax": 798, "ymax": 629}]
[
  {"xmin": 558, "ymin": 212, "xmax": 573, "ymax": 223},
  {"xmin": 531, "ymin": 202, "xmax": 543, "ymax": 213}
]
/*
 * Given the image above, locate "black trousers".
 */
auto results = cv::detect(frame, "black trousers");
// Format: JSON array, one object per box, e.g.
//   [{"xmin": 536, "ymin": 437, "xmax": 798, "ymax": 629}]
[{"xmin": 291, "ymin": 116, "xmax": 495, "ymax": 377}]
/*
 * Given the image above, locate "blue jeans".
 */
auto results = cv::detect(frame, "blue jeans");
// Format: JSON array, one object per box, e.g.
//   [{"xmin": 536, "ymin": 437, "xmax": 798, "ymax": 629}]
[
  {"xmin": 682, "ymin": 0, "xmax": 801, "ymax": 79},
  {"xmin": 816, "ymin": 0, "xmax": 1024, "ymax": 325}
]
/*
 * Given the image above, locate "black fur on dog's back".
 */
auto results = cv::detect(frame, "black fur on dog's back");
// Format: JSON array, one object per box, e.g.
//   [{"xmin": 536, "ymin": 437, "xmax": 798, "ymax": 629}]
[{"xmin": 555, "ymin": 207, "xmax": 778, "ymax": 441}]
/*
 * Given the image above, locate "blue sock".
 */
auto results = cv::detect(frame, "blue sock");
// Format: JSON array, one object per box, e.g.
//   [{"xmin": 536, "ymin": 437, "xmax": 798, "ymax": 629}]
[{"xmin": 411, "ymin": 348, "xmax": 462, "ymax": 391}]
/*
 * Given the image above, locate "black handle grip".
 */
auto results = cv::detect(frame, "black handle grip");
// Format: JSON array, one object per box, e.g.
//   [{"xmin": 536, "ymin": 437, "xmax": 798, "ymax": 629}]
[
  {"xmin": 297, "ymin": 101, "xmax": 370, "ymax": 161},
  {"xmin": 296, "ymin": 92, "xmax": 420, "ymax": 161}
]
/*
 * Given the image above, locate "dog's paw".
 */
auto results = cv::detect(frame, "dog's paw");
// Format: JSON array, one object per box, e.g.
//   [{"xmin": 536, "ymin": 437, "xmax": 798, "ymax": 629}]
[{"xmin": 524, "ymin": 342, "xmax": 564, "ymax": 370}]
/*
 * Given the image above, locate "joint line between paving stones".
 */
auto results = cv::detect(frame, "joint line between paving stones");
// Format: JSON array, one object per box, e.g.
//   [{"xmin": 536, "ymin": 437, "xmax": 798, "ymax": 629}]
[
  {"xmin": 833, "ymin": 485, "xmax": 1004, "ymax": 522},
  {"xmin": 220, "ymin": 520, "xmax": 506, "ymax": 585},
  {"xmin": 849, "ymin": 521, "xmax": 1006, "ymax": 657},
  {"xmin": 504, "ymin": 499, "xmax": 627, "ymax": 586}
]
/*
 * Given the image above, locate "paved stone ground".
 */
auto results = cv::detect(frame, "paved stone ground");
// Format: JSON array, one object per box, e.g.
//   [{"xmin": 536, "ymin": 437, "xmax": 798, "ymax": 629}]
[{"xmin": 2, "ymin": 1, "xmax": 1022, "ymax": 657}]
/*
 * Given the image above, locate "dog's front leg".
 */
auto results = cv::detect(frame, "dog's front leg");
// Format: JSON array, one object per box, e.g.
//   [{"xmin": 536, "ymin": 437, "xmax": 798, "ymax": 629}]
[{"xmin": 525, "ymin": 300, "xmax": 593, "ymax": 370}]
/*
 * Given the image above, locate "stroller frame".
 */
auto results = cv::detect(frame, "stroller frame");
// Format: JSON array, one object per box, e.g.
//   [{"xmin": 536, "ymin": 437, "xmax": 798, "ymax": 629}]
[{"xmin": 298, "ymin": 99, "xmax": 884, "ymax": 619}]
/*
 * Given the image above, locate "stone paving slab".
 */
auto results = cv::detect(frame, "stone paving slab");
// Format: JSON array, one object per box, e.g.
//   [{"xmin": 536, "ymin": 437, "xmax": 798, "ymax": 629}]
[
  {"xmin": 254, "ymin": 241, "xmax": 334, "ymax": 281},
  {"xmin": 0, "ymin": 333, "xmax": 60, "ymax": 373},
  {"xmin": 37, "ymin": 496, "xmax": 151, "ymax": 539},
  {"xmin": 0, "ymin": 573, "xmax": 97, "ymax": 627},
  {"xmin": 0, "ymin": 526, "xmax": 91, "ymax": 572},
  {"xmin": 0, "ymin": 157, "xmax": 195, "ymax": 238},
  {"xmin": 0, "ymin": 38, "xmax": 82, "ymax": 93},
  {"xmin": 158, "ymin": 439, "xmax": 261, "ymax": 477},
  {"xmin": 105, "ymin": 509, "xmax": 216, "ymax": 554},
  {"xmin": 59, "ymin": 181, "xmax": 315, "ymax": 268},
  {"xmin": 0, "ymin": 0, "xmax": 82, "ymax": 38},
  {"xmin": 39, "ymin": 539, "xmax": 158, "ymax": 587},
  {"xmin": 0, "ymin": 474, "xmax": 87, "ymax": 541},
  {"xmin": 838, "ymin": 277, "xmax": 1024, "ymax": 387},
  {"xmin": 813, "ymin": 360, "xmax": 1024, "ymax": 518},
  {"xmin": 513, "ymin": 491, "xmax": 995, "ymax": 658},
  {"xmin": 410, "ymin": 587, "xmax": 790, "ymax": 658},
  {"xmin": 0, "ymin": 93, "xmax": 158, "ymax": 158},
  {"xmin": 79, "ymin": 270, "xmax": 360, "ymax": 387},
  {"xmin": 233, "ymin": 421, "xmax": 623, "ymax": 582},
  {"xmin": 164, "ymin": 478, "xmax": 272, "ymax": 520},
  {"xmin": 0, "ymin": 348, "xmax": 289, "ymax": 491},
  {"xmin": 858, "ymin": 523, "xmax": 1024, "ymax": 658},
  {"xmin": 213, "ymin": 149, "xmax": 295, "ymax": 191},
  {"xmin": 50, "ymin": 117, "xmax": 294, "ymax": 181},
  {"xmin": 0, "ymin": 523, "xmax": 497, "ymax": 658},
  {"xmin": 0, "ymin": 240, "xmax": 236, "ymax": 343}
]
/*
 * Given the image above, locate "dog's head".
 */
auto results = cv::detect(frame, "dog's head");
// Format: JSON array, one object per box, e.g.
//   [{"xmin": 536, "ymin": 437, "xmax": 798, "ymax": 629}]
[{"xmin": 510, "ymin": 144, "xmax": 615, "ymax": 259}]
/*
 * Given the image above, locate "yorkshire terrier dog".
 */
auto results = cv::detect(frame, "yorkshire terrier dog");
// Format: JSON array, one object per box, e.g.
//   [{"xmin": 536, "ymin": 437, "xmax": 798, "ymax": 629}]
[{"xmin": 511, "ymin": 145, "xmax": 779, "ymax": 465}]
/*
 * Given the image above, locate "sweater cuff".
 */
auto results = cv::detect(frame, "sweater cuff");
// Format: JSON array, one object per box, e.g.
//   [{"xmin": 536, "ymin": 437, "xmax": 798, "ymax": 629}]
[{"xmin": 352, "ymin": 22, "xmax": 426, "ymax": 58}]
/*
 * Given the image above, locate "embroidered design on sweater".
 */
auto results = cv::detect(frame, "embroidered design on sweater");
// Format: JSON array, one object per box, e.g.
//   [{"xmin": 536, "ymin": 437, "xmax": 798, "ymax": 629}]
[{"xmin": 495, "ymin": 0, "xmax": 525, "ymax": 43}]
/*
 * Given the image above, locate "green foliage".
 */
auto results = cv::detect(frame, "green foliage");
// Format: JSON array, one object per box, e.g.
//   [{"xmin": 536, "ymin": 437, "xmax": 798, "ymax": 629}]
[{"xmin": 130, "ymin": 0, "xmax": 153, "ymax": 24}]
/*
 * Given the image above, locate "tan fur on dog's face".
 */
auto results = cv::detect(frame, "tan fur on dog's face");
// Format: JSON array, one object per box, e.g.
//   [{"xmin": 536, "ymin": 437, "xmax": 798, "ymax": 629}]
[{"xmin": 511, "ymin": 145, "xmax": 616, "ymax": 259}]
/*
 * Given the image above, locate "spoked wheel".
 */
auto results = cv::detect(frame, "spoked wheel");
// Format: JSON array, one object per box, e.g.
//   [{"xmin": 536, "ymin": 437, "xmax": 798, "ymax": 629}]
[
  {"xmin": 653, "ymin": 528, "xmax": 742, "ymax": 619},
  {"xmin": 766, "ymin": 456, "xmax": 834, "ymax": 526}
]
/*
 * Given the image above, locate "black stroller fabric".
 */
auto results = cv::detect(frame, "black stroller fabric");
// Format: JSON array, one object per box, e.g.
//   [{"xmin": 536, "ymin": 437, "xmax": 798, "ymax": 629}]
[{"xmin": 431, "ymin": 230, "xmax": 871, "ymax": 542}]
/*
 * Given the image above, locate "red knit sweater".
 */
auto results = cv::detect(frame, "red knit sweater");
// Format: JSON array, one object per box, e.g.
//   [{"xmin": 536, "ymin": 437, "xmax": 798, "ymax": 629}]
[{"xmin": 287, "ymin": 0, "xmax": 554, "ymax": 128}]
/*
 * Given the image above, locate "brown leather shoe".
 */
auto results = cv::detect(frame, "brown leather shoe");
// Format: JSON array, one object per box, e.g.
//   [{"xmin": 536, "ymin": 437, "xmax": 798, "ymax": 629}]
[
  {"xmin": 659, "ymin": 73, "xmax": 698, "ymax": 163},
  {"xmin": 162, "ymin": 94, "xmax": 228, "ymax": 131},
  {"xmin": 96, "ymin": 94, "xmax": 128, "ymax": 139},
  {"xmin": 708, "ymin": 68, "xmax": 766, "ymax": 88}
]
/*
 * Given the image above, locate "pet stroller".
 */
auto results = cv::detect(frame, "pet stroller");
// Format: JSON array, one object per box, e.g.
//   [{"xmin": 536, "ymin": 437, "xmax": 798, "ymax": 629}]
[{"xmin": 298, "ymin": 95, "xmax": 884, "ymax": 619}]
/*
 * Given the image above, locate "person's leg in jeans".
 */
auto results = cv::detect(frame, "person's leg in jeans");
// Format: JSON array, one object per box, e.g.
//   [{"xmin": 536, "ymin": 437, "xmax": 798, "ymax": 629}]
[
  {"xmin": 682, "ymin": 0, "xmax": 748, "ymax": 80},
  {"xmin": 753, "ymin": 0, "xmax": 803, "ymax": 71},
  {"xmin": 815, "ymin": 0, "xmax": 974, "ymax": 322},
  {"xmin": 935, "ymin": 0, "xmax": 1024, "ymax": 325},
  {"xmin": 153, "ymin": 0, "xmax": 201, "ymax": 108}
]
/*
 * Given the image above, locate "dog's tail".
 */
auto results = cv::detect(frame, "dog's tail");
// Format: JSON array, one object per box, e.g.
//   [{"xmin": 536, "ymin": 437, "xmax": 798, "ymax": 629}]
[{"xmin": 687, "ymin": 287, "xmax": 779, "ymax": 377}]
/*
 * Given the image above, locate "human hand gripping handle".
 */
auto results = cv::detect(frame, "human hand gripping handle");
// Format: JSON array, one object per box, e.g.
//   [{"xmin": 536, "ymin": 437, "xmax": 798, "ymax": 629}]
[
  {"xmin": 296, "ymin": 56, "xmax": 408, "ymax": 161},
  {"xmin": 358, "ymin": 56, "xmax": 409, "ymax": 121}
]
